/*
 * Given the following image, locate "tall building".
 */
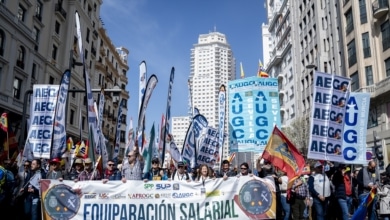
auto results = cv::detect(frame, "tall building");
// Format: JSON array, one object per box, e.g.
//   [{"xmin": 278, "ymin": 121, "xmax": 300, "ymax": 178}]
[
  {"xmin": 188, "ymin": 31, "xmax": 236, "ymax": 165},
  {"xmin": 339, "ymin": 0, "xmax": 390, "ymax": 162},
  {"xmin": 171, "ymin": 116, "xmax": 190, "ymax": 152},
  {"xmin": 0, "ymin": 0, "xmax": 129, "ymax": 160},
  {"xmin": 263, "ymin": 0, "xmax": 296, "ymax": 127}
]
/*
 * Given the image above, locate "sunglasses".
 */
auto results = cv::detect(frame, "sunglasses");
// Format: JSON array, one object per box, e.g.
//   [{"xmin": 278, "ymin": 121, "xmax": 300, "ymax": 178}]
[
  {"xmin": 50, "ymin": 163, "xmax": 58, "ymax": 166},
  {"xmin": 152, "ymin": 162, "xmax": 158, "ymax": 164},
  {"xmin": 127, "ymin": 155, "xmax": 134, "ymax": 157},
  {"xmin": 178, "ymin": 166, "xmax": 184, "ymax": 168},
  {"xmin": 108, "ymin": 164, "xmax": 115, "ymax": 166},
  {"xmin": 24, "ymin": 164, "xmax": 30, "ymax": 167},
  {"xmin": 241, "ymin": 167, "xmax": 247, "ymax": 170}
]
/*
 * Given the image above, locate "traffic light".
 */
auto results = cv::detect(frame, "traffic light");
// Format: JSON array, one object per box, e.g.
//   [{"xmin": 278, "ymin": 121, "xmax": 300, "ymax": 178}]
[{"xmin": 374, "ymin": 131, "xmax": 384, "ymax": 168}]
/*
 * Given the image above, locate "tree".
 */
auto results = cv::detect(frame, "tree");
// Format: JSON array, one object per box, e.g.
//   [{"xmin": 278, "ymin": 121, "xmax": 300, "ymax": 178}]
[{"xmin": 281, "ymin": 116, "xmax": 310, "ymax": 160}]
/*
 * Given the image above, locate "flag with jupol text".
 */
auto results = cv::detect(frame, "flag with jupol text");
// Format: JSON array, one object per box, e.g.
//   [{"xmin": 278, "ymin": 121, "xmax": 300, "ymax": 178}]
[
  {"xmin": 262, "ymin": 126, "xmax": 305, "ymax": 180},
  {"xmin": 0, "ymin": 112, "xmax": 7, "ymax": 132}
]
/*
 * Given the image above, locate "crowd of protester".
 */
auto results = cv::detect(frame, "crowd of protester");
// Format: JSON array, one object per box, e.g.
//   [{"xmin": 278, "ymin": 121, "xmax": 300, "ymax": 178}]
[{"xmin": 1, "ymin": 147, "xmax": 390, "ymax": 219}]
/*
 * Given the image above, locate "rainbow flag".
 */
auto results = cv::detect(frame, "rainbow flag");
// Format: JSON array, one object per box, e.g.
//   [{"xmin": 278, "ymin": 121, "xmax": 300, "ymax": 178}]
[
  {"xmin": 0, "ymin": 112, "xmax": 8, "ymax": 132},
  {"xmin": 261, "ymin": 126, "xmax": 305, "ymax": 180},
  {"xmin": 351, "ymin": 188, "xmax": 377, "ymax": 220}
]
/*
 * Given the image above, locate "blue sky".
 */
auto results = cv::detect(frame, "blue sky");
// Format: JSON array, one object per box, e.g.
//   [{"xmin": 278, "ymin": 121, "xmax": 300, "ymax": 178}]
[{"xmin": 100, "ymin": 0, "xmax": 268, "ymax": 131}]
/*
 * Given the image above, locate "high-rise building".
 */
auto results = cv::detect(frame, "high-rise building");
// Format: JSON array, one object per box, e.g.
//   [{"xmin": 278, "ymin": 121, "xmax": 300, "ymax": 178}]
[
  {"xmin": 188, "ymin": 31, "xmax": 236, "ymax": 165},
  {"xmin": 263, "ymin": 0, "xmax": 296, "ymax": 127},
  {"xmin": 171, "ymin": 116, "xmax": 190, "ymax": 152},
  {"xmin": 0, "ymin": 0, "xmax": 129, "ymax": 160},
  {"xmin": 339, "ymin": 0, "xmax": 390, "ymax": 162}
]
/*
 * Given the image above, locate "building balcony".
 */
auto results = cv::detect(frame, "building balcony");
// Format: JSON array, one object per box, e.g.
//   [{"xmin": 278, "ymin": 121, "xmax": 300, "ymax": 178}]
[
  {"xmin": 268, "ymin": 12, "xmax": 282, "ymax": 31},
  {"xmin": 55, "ymin": 4, "xmax": 67, "ymax": 20},
  {"xmin": 373, "ymin": 0, "xmax": 389, "ymax": 19}
]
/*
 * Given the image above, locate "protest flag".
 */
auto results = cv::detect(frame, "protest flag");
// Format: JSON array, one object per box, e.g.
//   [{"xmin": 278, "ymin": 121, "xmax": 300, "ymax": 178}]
[
  {"xmin": 351, "ymin": 188, "xmax": 377, "ymax": 220},
  {"xmin": 0, "ymin": 112, "xmax": 8, "ymax": 132},
  {"xmin": 257, "ymin": 60, "xmax": 269, "ymax": 78},
  {"xmin": 262, "ymin": 126, "xmax": 305, "ymax": 180}
]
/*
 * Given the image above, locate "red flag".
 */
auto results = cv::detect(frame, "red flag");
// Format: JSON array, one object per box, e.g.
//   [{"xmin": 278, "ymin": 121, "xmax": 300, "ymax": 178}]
[
  {"xmin": 0, "ymin": 112, "xmax": 8, "ymax": 132},
  {"xmin": 262, "ymin": 126, "xmax": 305, "ymax": 180}
]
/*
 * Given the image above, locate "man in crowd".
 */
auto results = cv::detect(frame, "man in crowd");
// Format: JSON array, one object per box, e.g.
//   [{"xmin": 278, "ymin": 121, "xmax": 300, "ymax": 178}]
[
  {"xmin": 217, "ymin": 160, "xmax": 235, "ymax": 180},
  {"xmin": 121, "ymin": 150, "xmax": 143, "ymax": 181},
  {"xmin": 67, "ymin": 158, "xmax": 84, "ymax": 180},
  {"xmin": 291, "ymin": 175, "xmax": 310, "ymax": 220},
  {"xmin": 78, "ymin": 158, "xmax": 100, "ymax": 181},
  {"xmin": 102, "ymin": 159, "xmax": 121, "ymax": 183},
  {"xmin": 143, "ymin": 157, "xmax": 163, "ymax": 181},
  {"xmin": 357, "ymin": 160, "xmax": 379, "ymax": 220},
  {"xmin": 21, "ymin": 159, "xmax": 42, "ymax": 220},
  {"xmin": 332, "ymin": 164, "xmax": 354, "ymax": 220},
  {"xmin": 45, "ymin": 158, "xmax": 64, "ymax": 180},
  {"xmin": 170, "ymin": 161, "xmax": 190, "ymax": 182},
  {"xmin": 308, "ymin": 161, "xmax": 331, "ymax": 220}
]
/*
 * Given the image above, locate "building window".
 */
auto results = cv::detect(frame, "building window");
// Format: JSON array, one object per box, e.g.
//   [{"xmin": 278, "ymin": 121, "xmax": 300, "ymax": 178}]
[
  {"xmin": 16, "ymin": 46, "xmax": 25, "ymax": 69},
  {"xmin": 70, "ymin": 109, "xmax": 74, "ymax": 125},
  {"xmin": 13, "ymin": 77, "xmax": 22, "ymax": 99},
  {"xmin": 385, "ymin": 58, "xmax": 390, "ymax": 77},
  {"xmin": 55, "ymin": 21, "xmax": 60, "ymax": 35},
  {"xmin": 49, "ymin": 76, "xmax": 54, "ymax": 84},
  {"xmin": 35, "ymin": 1, "xmax": 42, "ymax": 21},
  {"xmin": 365, "ymin": 66, "xmax": 373, "ymax": 86},
  {"xmin": 350, "ymin": 71, "xmax": 359, "ymax": 91},
  {"xmin": 345, "ymin": 9, "xmax": 354, "ymax": 35},
  {"xmin": 362, "ymin": 32, "xmax": 371, "ymax": 58},
  {"xmin": 32, "ymin": 63, "xmax": 36, "ymax": 79},
  {"xmin": 32, "ymin": 26, "xmax": 39, "ymax": 43},
  {"xmin": 52, "ymin": 44, "xmax": 58, "ymax": 60},
  {"xmin": 381, "ymin": 20, "xmax": 390, "ymax": 51},
  {"xmin": 347, "ymin": 40, "xmax": 357, "ymax": 67},
  {"xmin": 18, "ymin": 4, "xmax": 26, "ymax": 21},
  {"xmin": 0, "ymin": 30, "xmax": 4, "ymax": 56},
  {"xmin": 86, "ymin": 28, "xmax": 90, "ymax": 43},
  {"xmin": 359, "ymin": 0, "xmax": 367, "ymax": 24}
]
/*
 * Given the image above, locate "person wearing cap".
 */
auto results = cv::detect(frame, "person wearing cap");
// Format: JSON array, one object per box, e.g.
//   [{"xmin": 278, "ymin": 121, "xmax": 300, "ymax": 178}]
[
  {"xmin": 67, "ymin": 158, "xmax": 84, "ymax": 181},
  {"xmin": 332, "ymin": 164, "xmax": 354, "ymax": 220},
  {"xmin": 291, "ymin": 175, "xmax": 310, "ymax": 220},
  {"xmin": 45, "ymin": 158, "xmax": 65, "ymax": 180},
  {"xmin": 308, "ymin": 161, "xmax": 331, "ymax": 220},
  {"xmin": 357, "ymin": 160, "xmax": 379, "ymax": 220},
  {"xmin": 170, "ymin": 161, "xmax": 190, "ymax": 182},
  {"xmin": 78, "ymin": 158, "xmax": 101, "ymax": 181},
  {"xmin": 102, "ymin": 160, "xmax": 121, "ymax": 183},
  {"xmin": 217, "ymin": 160, "xmax": 235, "ymax": 180},
  {"xmin": 143, "ymin": 157, "xmax": 164, "ymax": 182},
  {"xmin": 279, "ymin": 171, "xmax": 290, "ymax": 220}
]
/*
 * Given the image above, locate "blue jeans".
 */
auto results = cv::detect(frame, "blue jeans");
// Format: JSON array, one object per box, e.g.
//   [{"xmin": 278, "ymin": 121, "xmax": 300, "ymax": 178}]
[
  {"xmin": 313, "ymin": 197, "xmax": 328, "ymax": 220},
  {"xmin": 280, "ymin": 194, "xmax": 291, "ymax": 220},
  {"xmin": 24, "ymin": 196, "xmax": 41, "ymax": 220},
  {"xmin": 359, "ymin": 193, "xmax": 377, "ymax": 220},
  {"xmin": 338, "ymin": 196, "xmax": 352, "ymax": 220}
]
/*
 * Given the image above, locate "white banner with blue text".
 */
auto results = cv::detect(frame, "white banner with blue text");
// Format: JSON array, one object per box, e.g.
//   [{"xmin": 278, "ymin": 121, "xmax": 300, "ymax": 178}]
[{"xmin": 41, "ymin": 176, "xmax": 277, "ymax": 219}]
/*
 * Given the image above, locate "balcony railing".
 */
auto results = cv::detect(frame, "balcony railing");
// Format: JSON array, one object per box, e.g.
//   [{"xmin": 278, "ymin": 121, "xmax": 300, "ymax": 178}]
[
  {"xmin": 55, "ymin": 4, "xmax": 67, "ymax": 19},
  {"xmin": 373, "ymin": 0, "xmax": 389, "ymax": 19}
]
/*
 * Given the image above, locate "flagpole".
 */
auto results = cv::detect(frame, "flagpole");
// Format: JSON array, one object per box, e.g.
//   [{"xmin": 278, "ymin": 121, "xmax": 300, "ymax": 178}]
[{"xmin": 6, "ymin": 131, "xmax": 9, "ymax": 159}]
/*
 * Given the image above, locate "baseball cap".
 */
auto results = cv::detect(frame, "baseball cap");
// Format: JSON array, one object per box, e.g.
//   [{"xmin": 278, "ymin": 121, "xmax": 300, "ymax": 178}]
[
  {"xmin": 74, "ymin": 158, "xmax": 83, "ymax": 164},
  {"xmin": 177, "ymin": 161, "xmax": 185, "ymax": 167},
  {"xmin": 50, "ymin": 158, "xmax": 61, "ymax": 163},
  {"xmin": 84, "ymin": 158, "xmax": 92, "ymax": 164}
]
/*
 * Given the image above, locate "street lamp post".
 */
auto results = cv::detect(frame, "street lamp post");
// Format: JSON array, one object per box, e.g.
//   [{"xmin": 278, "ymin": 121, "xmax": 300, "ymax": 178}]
[{"xmin": 18, "ymin": 88, "xmax": 122, "ymax": 151}]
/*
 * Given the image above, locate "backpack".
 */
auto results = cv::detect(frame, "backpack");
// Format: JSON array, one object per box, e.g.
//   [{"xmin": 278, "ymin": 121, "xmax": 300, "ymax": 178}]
[{"xmin": 172, "ymin": 170, "xmax": 189, "ymax": 180}]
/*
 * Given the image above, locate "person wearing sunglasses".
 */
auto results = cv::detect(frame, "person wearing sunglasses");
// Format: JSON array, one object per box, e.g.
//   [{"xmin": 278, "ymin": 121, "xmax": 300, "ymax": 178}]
[
  {"xmin": 237, "ymin": 162, "xmax": 252, "ymax": 177},
  {"xmin": 102, "ymin": 160, "xmax": 121, "ymax": 183},
  {"xmin": 121, "ymin": 151, "xmax": 143, "ymax": 182},
  {"xmin": 143, "ymin": 157, "xmax": 164, "ymax": 182}
]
